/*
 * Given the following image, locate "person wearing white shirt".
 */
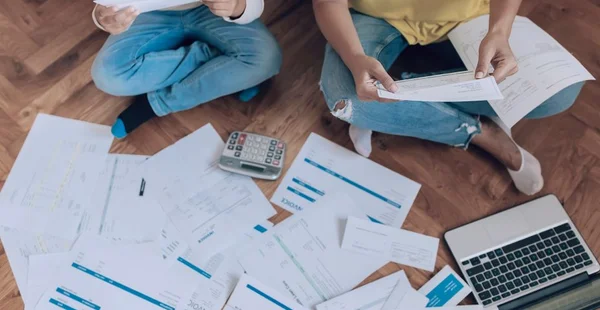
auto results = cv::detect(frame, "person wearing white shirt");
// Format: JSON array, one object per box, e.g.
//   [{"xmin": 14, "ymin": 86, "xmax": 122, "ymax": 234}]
[{"xmin": 91, "ymin": 0, "xmax": 281, "ymax": 138}]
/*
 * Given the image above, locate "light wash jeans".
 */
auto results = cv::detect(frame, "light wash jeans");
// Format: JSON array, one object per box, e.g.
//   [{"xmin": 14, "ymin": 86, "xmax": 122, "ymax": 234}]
[
  {"xmin": 320, "ymin": 12, "xmax": 584, "ymax": 147},
  {"xmin": 92, "ymin": 6, "xmax": 282, "ymax": 116}
]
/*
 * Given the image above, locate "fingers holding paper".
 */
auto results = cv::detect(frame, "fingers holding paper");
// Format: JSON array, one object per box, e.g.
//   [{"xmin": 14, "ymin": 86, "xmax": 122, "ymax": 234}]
[
  {"xmin": 348, "ymin": 55, "xmax": 399, "ymax": 103},
  {"xmin": 204, "ymin": 0, "xmax": 246, "ymax": 18},
  {"xmin": 95, "ymin": 5, "xmax": 139, "ymax": 35},
  {"xmin": 475, "ymin": 32, "xmax": 519, "ymax": 83}
]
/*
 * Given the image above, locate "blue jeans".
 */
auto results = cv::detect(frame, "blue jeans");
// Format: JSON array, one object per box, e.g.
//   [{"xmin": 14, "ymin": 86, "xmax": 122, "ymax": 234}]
[
  {"xmin": 92, "ymin": 6, "xmax": 282, "ymax": 116},
  {"xmin": 320, "ymin": 12, "xmax": 584, "ymax": 147}
]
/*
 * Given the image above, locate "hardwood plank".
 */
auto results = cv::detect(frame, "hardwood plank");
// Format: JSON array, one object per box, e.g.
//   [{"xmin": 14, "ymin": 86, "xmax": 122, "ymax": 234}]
[{"xmin": 0, "ymin": 11, "xmax": 39, "ymax": 61}]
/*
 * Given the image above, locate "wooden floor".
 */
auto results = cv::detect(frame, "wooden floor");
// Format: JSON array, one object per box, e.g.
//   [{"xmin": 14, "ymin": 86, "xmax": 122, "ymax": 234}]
[{"xmin": 1, "ymin": 0, "xmax": 599, "ymax": 308}]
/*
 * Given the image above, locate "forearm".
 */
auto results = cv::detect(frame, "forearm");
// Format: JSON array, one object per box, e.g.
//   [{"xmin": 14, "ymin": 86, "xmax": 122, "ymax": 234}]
[
  {"xmin": 489, "ymin": 0, "xmax": 522, "ymax": 37},
  {"xmin": 313, "ymin": 0, "xmax": 363, "ymax": 67}
]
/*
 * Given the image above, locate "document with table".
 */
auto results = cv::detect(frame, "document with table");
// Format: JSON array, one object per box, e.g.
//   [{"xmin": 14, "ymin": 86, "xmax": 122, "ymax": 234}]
[
  {"xmin": 143, "ymin": 123, "xmax": 276, "ymax": 260},
  {"xmin": 377, "ymin": 72, "xmax": 503, "ymax": 102},
  {"xmin": 448, "ymin": 15, "xmax": 595, "ymax": 127},
  {"xmin": 239, "ymin": 194, "xmax": 388, "ymax": 308},
  {"xmin": 341, "ymin": 216, "xmax": 439, "ymax": 271},
  {"xmin": 225, "ymin": 274, "xmax": 309, "ymax": 310},
  {"xmin": 271, "ymin": 133, "xmax": 421, "ymax": 227},
  {"xmin": 0, "ymin": 114, "xmax": 113, "ymax": 239}
]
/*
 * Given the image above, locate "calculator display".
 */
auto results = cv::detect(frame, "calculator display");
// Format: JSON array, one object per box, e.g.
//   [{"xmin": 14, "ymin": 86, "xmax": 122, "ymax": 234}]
[{"xmin": 241, "ymin": 163, "xmax": 265, "ymax": 172}]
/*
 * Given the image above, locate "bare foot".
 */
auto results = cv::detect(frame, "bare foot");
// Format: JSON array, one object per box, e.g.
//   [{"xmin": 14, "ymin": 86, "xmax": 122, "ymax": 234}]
[{"xmin": 471, "ymin": 118, "xmax": 522, "ymax": 170}]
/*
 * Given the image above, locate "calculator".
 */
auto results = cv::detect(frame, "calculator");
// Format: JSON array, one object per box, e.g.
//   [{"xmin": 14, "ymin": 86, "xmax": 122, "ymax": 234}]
[{"xmin": 218, "ymin": 132, "xmax": 286, "ymax": 180}]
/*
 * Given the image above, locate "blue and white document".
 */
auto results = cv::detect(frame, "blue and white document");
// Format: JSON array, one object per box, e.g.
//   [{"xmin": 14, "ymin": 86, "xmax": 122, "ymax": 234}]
[
  {"xmin": 418, "ymin": 266, "xmax": 472, "ymax": 307},
  {"xmin": 271, "ymin": 133, "xmax": 421, "ymax": 227},
  {"xmin": 225, "ymin": 274, "xmax": 309, "ymax": 310},
  {"xmin": 239, "ymin": 194, "xmax": 387, "ymax": 308}
]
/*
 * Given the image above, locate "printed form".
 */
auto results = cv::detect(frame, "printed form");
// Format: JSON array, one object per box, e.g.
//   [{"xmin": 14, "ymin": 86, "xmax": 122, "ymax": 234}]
[
  {"xmin": 315, "ymin": 271, "xmax": 408, "ymax": 310},
  {"xmin": 35, "ymin": 234, "xmax": 199, "ymax": 310},
  {"xmin": 80, "ymin": 154, "xmax": 164, "ymax": 243},
  {"xmin": 341, "ymin": 217, "xmax": 439, "ymax": 272},
  {"xmin": 418, "ymin": 265, "xmax": 472, "ymax": 307},
  {"xmin": 448, "ymin": 15, "xmax": 595, "ymax": 127},
  {"xmin": 381, "ymin": 275, "xmax": 429, "ymax": 310},
  {"xmin": 159, "ymin": 220, "xmax": 273, "ymax": 310},
  {"xmin": 225, "ymin": 274, "xmax": 309, "ymax": 310},
  {"xmin": 238, "ymin": 194, "xmax": 388, "ymax": 309},
  {"xmin": 143, "ymin": 123, "xmax": 276, "ymax": 260},
  {"xmin": 377, "ymin": 72, "xmax": 503, "ymax": 102},
  {"xmin": 0, "ymin": 114, "xmax": 113, "ymax": 239},
  {"xmin": 271, "ymin": 133, "xmax": 421, "ymax": 227},
  {"xmin": 26, "ymin": 253, "xmax": 70, "ymax": 310}
]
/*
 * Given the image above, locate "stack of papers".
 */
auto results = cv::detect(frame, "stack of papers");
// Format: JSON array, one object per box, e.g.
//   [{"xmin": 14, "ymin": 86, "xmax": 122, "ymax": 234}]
[
  {"xmin": 0, "ymin": 114, "xmax": 469, "ymax": 309},
  {"xmin": 94, "ymin": 0, "xmax": 200, "ymax": 13}
]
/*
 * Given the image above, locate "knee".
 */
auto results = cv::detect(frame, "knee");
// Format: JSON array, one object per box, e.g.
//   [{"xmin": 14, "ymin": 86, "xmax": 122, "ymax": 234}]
[
  {"xmin": 526, "ymin": 82, "xmax": 585, "ymax": 119},
  {"xmin": 319, "ymin": 44, "xmax": 356, "ymax": 114},
  {"xmin": 237, "ymin": 32, "xmax": 282, "ymax": 79},
  {"xmin": 91, "ymin": 55, "xmax": 136, "ymax": 96}
]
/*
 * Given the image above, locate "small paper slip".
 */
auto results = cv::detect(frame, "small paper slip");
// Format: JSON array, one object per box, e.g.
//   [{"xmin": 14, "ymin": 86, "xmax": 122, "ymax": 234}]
[
  {"xmin": 381, "ymin": 276, "xmax": 429, "ymax": 310},
  {"xmin": 94, "ymin": 0, "xmax": 200, "ymax": 13},
  {"xmin": 315, "ymin": 271, "xmax": 408, "ymax": 310},
  {"xmin": 34, "ymin": 234, "xmax": 199, "ymax": 310},
  {"xmin": 224, "ymin": 274, "xmax": 309, "ymax": 310},
  {"xmin": 341, "ymin": 216, "xmax": 439, "ymax": 272},
  {"xmin": 0, "ymin": 114, "xmax": 113, "ymax": 239},
  {"xmin": 419, "ymin": 265, "xmax": 472, "ymax": 307},
  {"xmin": 377, "ymin": 71, "xmax": 504, "ymax": 102},
  {"xmin": 238, "ymin": 194, "xmax": 387, "ymax": 308},
  {"xmin": 26, "ymin": 253, "xmax": 69, "ymax": 310},
  {"xmin": 143, "ymin": 123, "xmax": 276, "ymax": 261},
  {"xmin": 271, "ymin": 133, "xmax": 421, "ymax": 227}
]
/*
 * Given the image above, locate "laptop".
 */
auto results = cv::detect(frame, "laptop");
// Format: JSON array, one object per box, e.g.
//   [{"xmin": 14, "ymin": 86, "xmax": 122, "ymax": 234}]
[{"xmin": 445, "ymin": 194, "xmax": 600, "ymax": 309}]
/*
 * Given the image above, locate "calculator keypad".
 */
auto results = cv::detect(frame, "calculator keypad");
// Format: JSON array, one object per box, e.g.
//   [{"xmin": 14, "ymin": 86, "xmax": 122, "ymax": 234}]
[{"xmin": 225, "ymin": 132, "xmax": 285, "ymax": 168}]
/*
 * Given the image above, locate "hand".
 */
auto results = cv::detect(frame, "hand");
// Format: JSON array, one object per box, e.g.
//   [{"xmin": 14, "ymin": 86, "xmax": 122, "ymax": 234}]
[
  {"xmin": 346, "ymin": 54, "xmax": 398, "ymax": 103},
  {"xmin": 475, "ymin": 31, "xmax": 518, "ymax": 83},
  {"xmin": 204, "ymin": 0, "xmax": 246, "ymax": 18},
  {"xmin": 95, "ymin": 5, "xmax": 139, "ymax": 35}
]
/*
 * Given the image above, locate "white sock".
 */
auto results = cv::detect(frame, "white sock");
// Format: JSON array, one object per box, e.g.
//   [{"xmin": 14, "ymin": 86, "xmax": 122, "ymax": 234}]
[
  {"xmin": 349, "ymin": 125, "xmax": 373, "ymax": 157},
  {"xmin": 489, "ymin": 117, "xmax": 544, "ymax": 195}
]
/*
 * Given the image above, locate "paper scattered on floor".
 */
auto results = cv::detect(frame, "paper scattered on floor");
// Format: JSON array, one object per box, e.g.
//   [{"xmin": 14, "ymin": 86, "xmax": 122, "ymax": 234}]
[
  {"xmin": 26, "ymin": 253, "xmax": 69, "ymax": 310},
  {"xmin": 341, "ymin": 216, "xmax": 439, "ymax": 271},
  {"xmin": 381, "ymin": 275, "xmax": 429, "ymax": 310},
  {"xmin": 419, "ymin": 265, "xmax": 472, "ymax": 307},
  {"xmin": 271, "ymin": 133, "xmax": 421, "ymax": 227},
  {"xmin": 225, "ymin": 274, "xmax": 309, "ymax": 310},
  {"xmin": 94, "ymin": 0, "xmax": 199, "ymax": 13},
  {"xmin": 0, "ymin": 114, "xmax": 113, "ymax": 239},
  {"xmin": 378, "ymin": 71, "xmax": 504, "ymax": 102}
]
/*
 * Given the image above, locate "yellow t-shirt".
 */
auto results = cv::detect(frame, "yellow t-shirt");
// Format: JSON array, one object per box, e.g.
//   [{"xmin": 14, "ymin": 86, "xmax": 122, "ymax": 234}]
[{"xmin": 350, "ymin": 0, "xmax": 490, "ymax": 45}]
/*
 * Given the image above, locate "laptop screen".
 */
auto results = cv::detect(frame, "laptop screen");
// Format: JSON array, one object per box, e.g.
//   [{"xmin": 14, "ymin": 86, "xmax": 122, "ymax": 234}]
[{"xmin": 526, "ymin": 275, "xmax": 600, "ymax": 310}]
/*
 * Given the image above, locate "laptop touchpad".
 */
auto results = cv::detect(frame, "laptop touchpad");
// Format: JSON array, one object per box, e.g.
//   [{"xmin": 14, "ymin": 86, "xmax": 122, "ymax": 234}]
[{"xmin": 484, "ymin": 210, "xmax": 531, "ymax": 244}]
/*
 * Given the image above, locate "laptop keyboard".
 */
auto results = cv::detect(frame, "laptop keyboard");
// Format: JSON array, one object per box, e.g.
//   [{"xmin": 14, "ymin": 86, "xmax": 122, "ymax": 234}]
[{"xmin": 461, "ymin": 222, "xmax": 594, "ymax": 306}]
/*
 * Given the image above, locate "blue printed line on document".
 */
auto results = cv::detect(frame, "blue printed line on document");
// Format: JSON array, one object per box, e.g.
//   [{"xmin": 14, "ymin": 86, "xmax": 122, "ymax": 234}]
[
  {"xmin": 177, "ymin": 257, "xmax": 212, "ymax": 279},
  {"xmin": 303, "ymin": 158, "xmax": 401, "ymax": 209},
  {"xmin": 254, "ymin": 225, "xmax": 268, "ymax": 233},
  {"xmin": 71, "ymin": 263, "xmax": 174, "ymax": 310},
  {"xmin": 246, "ymin": 284, "xmax": 293, "ymax": 310},
  {"xmin": 286, "ymin": 187, "xmax": 315, "ymax": 203},
  {"xmin": 292, "ymin": 178, "xmax": 325, "ymax": 196},
  {"xmin": 56, "ymin": 287, "xmax": 101, "ymax": 310},
  {"xmin": 49, "ymin": 298, "xmax": 77, "ymax": 310},
  {"xmin": 425, "ymin": 274, "xmax": 463, "ymax": 307}
]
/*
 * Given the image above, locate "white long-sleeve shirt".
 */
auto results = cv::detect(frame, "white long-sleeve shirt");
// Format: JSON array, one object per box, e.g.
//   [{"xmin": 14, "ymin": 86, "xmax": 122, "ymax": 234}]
[{"xmin": 93, "ymin": 0, "xmax": 264, "ymax": 31}]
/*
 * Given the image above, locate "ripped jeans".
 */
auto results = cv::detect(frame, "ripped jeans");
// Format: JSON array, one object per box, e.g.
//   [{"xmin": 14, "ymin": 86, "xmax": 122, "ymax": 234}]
[{"xmin": 319, "ymin": 12, "xmax": 584, "ymax": 147}]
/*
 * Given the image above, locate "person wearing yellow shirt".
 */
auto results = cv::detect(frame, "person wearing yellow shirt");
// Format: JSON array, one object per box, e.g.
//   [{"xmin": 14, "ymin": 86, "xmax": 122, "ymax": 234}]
[{"xmin": 313, "ymin": 0, "xmax": 584, "ymax": 196}]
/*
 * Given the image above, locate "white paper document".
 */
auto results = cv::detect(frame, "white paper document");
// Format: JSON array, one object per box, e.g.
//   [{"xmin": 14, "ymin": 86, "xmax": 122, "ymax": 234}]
[
  {"xmin": 0, "ymin": 227, "xmax": 73, "ymax": 308},
  {"xmin": 377, "ymin": 72, "xmax": 503, "ymax": 102},
  {"xmin": 94, "ymin": 0, "xmax": 200, "ymax": 13},
  {"xmin": 315, "ymin": 271, "xmax": 408, "ymax": 310},
  {"xmin": 381, "ymin": 277, "xmax": 429, "ymax": 310},
  {"xmin": 238, "ymin": 194, "xmax": 387, "ymax": 308},
  {"xmin": 418, "ymin": 265, "xmax": 472, "ymax": 307},
  {"xmin": 35, "ymin": 234, "xmax": 199, "ymax": 310},
  {"xmin": 448, "ymin": 15, "xmax": 595, "ymax": 127},
  {"xmin": 0, "ymin": 114, "xmax": 113, "ymax": 239},
  {"xmin": 143, "ymin": 123, "xmax": 276, "ymax": 261},
  {"xmin": 341, "ymin": 217, "xmax": 439, "ymax": 272},
  {"xmin": 26, "ymin": 253, "xmax": 70, "ymax": 309},
  {"xmin": 80, "ymin": 154, "xmax": 164, "ymax": 243},
  {"xmin": 225, "ymin": 274, "xmax": 309, "ymax": 310},
  {"xmin": 271, "ymin": 133, "xmax": 421, "ymax": 227}
]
